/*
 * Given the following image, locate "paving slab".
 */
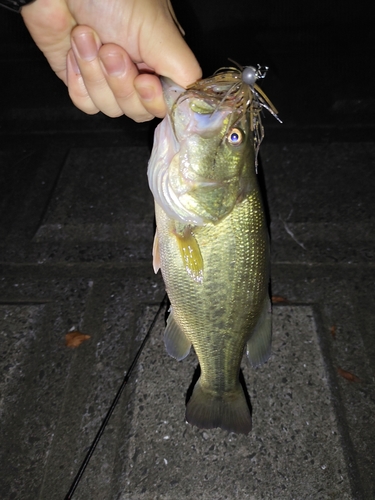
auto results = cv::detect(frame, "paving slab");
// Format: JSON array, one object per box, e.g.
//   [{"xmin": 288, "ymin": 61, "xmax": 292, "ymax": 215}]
[
  {"xmin": 0, "ymin": 296, "xmax": 357, "ymax": 499},
  {"xmin": 262, "ymin": 142, "xmax": 375, "ymax": 265},
  {"xmin": 78, "ymin": 304, "xmax": 352, "ymax": 500},
  {"xmin": 0, "ymin": 278, "xmax": 93, "ymax": 500},
  {"xmin": 0, "ymin": 139, "xmax": 374, "ymax": 499},
  {"xmin": 0, "ymin": 273, "xmax": 165, "ymax": 500},
  {"xmin": 0, "ymin": 146, "xmax": 155, "ymax": 264}
]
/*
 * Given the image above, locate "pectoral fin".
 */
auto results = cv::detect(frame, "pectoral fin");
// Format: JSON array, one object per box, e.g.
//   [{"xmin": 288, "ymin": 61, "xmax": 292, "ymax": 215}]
[
  {"xmin": 152, "ymin": 229, "xmax": 161, "ymax": 274},
  {"xmin": 175, "ymin": 226, "xmax": 203, "ymax": 283},
  {"xmin": 246, "ymin": 296, "xmax": 272, "ymax": 367},
  {"xmin": 164, "ymin": 310, "xmax": 191, "ymax": 361}
]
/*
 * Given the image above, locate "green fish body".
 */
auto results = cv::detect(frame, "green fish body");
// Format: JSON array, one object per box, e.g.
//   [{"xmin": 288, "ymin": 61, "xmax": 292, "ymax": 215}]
[{"xmin": 148, "ymin": 70, "xmax": 273, "ymax": 434}]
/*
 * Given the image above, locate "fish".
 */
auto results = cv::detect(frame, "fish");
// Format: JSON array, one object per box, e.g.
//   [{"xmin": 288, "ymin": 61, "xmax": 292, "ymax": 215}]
[{"xmin": 148, "ymin": 65, "xmax": 278, "ymax": 434}]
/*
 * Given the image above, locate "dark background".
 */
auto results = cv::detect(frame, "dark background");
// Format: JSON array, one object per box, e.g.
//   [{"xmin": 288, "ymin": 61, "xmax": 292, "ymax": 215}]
[{"xmin": 1, "ymin": 0, "xmax": 374, "ymax": 136}]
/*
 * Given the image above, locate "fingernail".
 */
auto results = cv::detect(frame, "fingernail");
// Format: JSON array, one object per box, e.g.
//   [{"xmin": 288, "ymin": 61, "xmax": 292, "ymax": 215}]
[
  {"xmin": 72, "ymin": 32, "xmax": 98, "ymax": 61},
  {"xmin": 136, "ymin": 85, "xmax": 155, "ymax": 102},
  {"xmin": 68, "ymin": 50, "xmax": 80, "ymax": 75},
  {"xmin": 100, "ymin": 52, "xmax": 126, "ymax": 77}
]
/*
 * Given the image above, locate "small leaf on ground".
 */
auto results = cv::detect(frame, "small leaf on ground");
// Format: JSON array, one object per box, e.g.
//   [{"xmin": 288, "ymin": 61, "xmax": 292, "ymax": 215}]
[
  {"xmin": 65, "ymin": 331, "xmax": 91, "ymax": 348},
  {"xmin": 337, "ymin": 367, "xmax": 360, "ymax": 383},
  {"xmin": 272, "ymin": 295, "xmax": 288, "ymax": 304}
]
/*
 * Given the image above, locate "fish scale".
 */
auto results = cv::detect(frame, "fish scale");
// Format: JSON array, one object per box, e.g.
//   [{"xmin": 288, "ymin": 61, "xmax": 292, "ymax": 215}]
[{"xmin": 154, "ymin": 185, "xmax": 268, "ymax": 430}]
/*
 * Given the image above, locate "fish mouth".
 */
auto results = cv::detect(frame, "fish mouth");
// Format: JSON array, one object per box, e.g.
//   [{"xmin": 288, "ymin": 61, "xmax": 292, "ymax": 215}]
[
  {"xmin": 182, "ymin": 67, "xmax": 281, "ymax": 163},
  {"xmin": 185, "ymin": 66, "xmax": 279, "ymax": 116}
]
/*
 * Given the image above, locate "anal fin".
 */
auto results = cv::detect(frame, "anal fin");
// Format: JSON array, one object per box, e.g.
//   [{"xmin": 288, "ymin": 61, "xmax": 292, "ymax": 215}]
[
  {"xmin": 246, "ymin": 295, "xmax": 272, "ymax": 367},
  {"xmin": 164, "ymin": 310, "xmax": 191, "ymax": 361}
]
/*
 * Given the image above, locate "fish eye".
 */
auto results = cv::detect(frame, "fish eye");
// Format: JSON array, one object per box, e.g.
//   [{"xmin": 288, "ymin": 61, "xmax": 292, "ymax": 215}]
[{"xmin": 227, "ymin": 128, "xmax": 243, "ymax": 146}]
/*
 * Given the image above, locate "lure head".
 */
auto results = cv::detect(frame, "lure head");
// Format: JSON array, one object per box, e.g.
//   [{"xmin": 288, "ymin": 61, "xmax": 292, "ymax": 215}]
[{"xmin": 241, "ymin": 66, "xmax": 257, "ymax": 86}]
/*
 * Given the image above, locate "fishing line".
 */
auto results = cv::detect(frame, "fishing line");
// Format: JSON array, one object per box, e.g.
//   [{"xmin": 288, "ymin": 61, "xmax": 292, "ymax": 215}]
[{"xmin": 64, "ymin": 294, "xmax": 168, "ymax": 500}]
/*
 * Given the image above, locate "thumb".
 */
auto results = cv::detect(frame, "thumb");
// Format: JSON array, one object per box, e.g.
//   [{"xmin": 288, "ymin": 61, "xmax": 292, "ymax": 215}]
[{"xmin": 141, "ymin": 17, "xmax": 202, "ymax": 88}]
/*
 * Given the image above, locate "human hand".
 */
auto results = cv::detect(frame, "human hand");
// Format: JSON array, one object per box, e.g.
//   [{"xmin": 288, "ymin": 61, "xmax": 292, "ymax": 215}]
[{"xmin": 21, "ymin": 0, "xmax": 202, "ymax": 121}]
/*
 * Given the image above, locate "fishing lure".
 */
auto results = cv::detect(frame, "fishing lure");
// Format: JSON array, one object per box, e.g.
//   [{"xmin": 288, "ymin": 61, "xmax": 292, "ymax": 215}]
[{"xmin": 181, "ymin": 61, "xmax": 281, "ymax": 172}]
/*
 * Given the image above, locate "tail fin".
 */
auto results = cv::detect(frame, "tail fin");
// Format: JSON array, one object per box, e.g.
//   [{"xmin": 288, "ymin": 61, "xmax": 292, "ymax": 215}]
[{"xmin": 185, "ymin": 381, "xmax": 252, "ymax": 435}]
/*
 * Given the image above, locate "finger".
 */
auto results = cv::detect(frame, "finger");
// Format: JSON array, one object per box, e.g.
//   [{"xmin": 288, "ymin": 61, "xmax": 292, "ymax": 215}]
[
  {"xmin": 98, "ymin": 44, "xmax": 154, "ymax": 122},
  {"xmin": 71, "ymin": 26, "xmax": 124, "ymax": 117},
  {"xmin": 134, "ymin": 73, "xmax": 167, "ymax": 119},
  {"xmin": 67, "ymin": 49, "xmax": 100, "ymax": 114},
  {"xmin": 141, "ymin": 9, "xmax": 202, "ymax": 88}
]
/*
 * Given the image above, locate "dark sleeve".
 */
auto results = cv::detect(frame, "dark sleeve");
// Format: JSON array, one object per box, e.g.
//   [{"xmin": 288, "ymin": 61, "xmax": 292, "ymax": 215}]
[{"xmin": 0, "ymin": 0, "xmax": 36, "ymax": 13}]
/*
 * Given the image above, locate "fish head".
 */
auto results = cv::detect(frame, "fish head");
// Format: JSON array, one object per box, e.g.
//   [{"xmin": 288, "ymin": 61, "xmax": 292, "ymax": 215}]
[{"xmin": 148, "ymin": 73, "xmax": 258, "ymax": 225}]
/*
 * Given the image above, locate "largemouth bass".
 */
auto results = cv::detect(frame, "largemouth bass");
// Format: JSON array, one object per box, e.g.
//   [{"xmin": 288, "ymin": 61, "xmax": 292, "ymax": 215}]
[{"xmin": 148, "ymin": 66, "xmax": 278, "ymax": 434}]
